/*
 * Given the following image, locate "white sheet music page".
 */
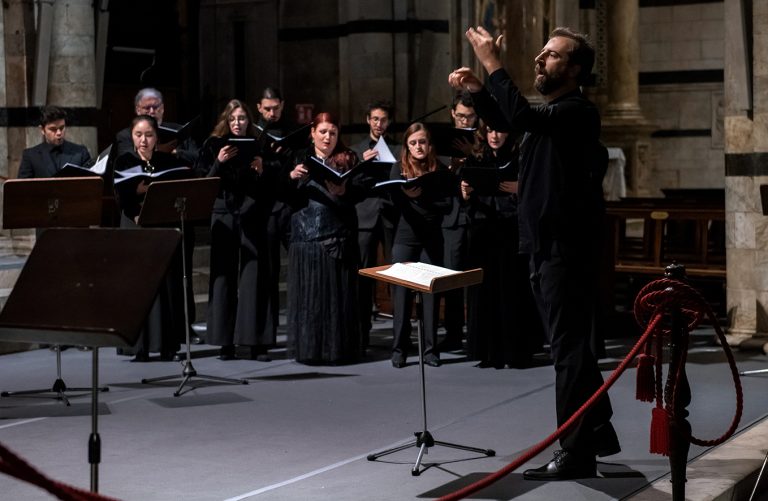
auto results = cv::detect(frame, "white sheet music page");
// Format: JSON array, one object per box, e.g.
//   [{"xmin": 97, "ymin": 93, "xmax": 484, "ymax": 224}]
[{"xmin": 377, "ymin": 262, "xmax": 459, "ymax": 288}]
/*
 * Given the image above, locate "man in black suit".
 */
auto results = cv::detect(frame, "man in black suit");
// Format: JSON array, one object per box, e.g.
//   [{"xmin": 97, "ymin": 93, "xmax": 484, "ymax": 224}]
[
  {"xmin": 350, "ymin": 100, "xmax": 399, "ymax": 348},
  {"xmin": 449, "ymin": 26, "xmax": 619, "ymax": 480},
  {"xmin": 18, "ymin": 106, "xmax": 91, "ymax": 178}
]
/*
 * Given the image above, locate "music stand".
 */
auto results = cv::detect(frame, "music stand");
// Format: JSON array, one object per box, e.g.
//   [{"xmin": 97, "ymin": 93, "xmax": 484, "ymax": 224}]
[
  {"xmin": 137, "ymin": 177, "xmax": 248, "ymax": 396},
  {"xmin": 1, "ymin": 177, "xmax": 106, "ymax": 405},
  {"xmin": 359, "ymin": 264, "xmax": 495, "ymax": 475},
  {"xmin": 0, "ymin": 227, "xmax": 181, "ymax": 492}
]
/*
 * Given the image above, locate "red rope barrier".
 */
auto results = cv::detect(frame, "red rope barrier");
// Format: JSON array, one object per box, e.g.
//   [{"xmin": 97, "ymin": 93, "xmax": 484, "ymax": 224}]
[
  {"xmin": 0, "ymin": 442, "xmax": 119, "ymax": 500},
  {"xmin": 437, "ymin": 277, "xmax": 743, "ymax": 501}
]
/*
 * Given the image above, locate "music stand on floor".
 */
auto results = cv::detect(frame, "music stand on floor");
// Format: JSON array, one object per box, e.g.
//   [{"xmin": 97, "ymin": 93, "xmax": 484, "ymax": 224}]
[
  {"xmin": 1, "ymin": 177, "xmax": 107, "ymax": 405},
  {"xmin": 0, "ymin": 227, "xmax": 181, "ymax": 493},
  {"xmin": 137, "ymin": 177, "xmax": 248, "ymax": 396},
  {"xmin": 359, "ymin": 263, "xmax": 495, "ymax": 476}
]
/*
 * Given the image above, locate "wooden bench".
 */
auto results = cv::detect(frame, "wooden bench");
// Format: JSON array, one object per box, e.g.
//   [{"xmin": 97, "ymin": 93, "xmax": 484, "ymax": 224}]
[{"xmin": 605, "ymin": 197, "xmax": 725, "ymax": 279}]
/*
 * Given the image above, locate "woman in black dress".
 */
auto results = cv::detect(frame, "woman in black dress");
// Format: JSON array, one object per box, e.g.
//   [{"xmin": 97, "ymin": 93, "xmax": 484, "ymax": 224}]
[
  {"xmin": 388, "ymin": 123, "xmax": 451, "ymax": 368},
  {"xmin": 285, "ymin": 112, "xmax": 362, "ymax": 365},
  {"xmin": 113, "ymin": 115, "xmax": 191, "ymax": 361},
  {"xmin": 197, "ymin": 99, "xmax": 278, "ymax": 361},
  {"xmin": 461, "ymin": 125, "xmax": 543, "ymax": 368}
]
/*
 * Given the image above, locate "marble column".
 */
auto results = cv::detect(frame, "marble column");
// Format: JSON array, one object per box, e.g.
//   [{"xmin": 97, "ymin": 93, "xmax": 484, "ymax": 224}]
[
  {"xmin": 600, "ymin": 0, "xmax": 654, "ymax": 197},
  {"xmin": 500, "ymin": 0, "xmax": 545, "ymax": 101},
  {"xmin": 723, "ymin": 0, "xmax": 768, "ymax": 344}
]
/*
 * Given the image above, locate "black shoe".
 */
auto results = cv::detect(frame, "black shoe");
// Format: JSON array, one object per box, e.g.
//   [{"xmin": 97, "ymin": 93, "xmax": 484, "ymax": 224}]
[
  {"xmin": 249, "ymin": 346, "xmax": 272, "ymax": 362},
  {"xmin": 391, "ymin": 352, "xmax": 406, "ymax": 368},
  {"xmin": 423, "ymin": 354, "xmax": 441, "ymax": 367},
  {"xmin": 218, "ymin": 345, "xmax": 236, "ymax": 361},
  {"xmin": 131, "ymin": 350, "xmax": 150, "ymax": 363},
  {"xmin": 523, "ymin": 450, "xmax": 596, "ymax": 481},
  {"xmin": 160, "ymin": 350, "xmax": 177, "ymax": 362}
]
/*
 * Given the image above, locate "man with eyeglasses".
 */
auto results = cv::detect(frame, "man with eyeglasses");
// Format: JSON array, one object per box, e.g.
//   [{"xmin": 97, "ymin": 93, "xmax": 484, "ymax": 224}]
[
  {"xmin": 115, "ymin": 87, "xmax": 199, "ymax": 167},
  {"xmin": 350, "ymin": 100, "xmax": 400, "ymax": 348},
  {"xmin": 18, "ymin": 105, "xmax": 91, "ymax": 178}
]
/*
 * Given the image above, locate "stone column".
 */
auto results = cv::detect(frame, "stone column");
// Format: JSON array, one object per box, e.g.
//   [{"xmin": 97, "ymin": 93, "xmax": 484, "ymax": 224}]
[
  {"xmin": 723, "ymin": 0, "xmax": 767, "ymax": 344},
  {"xmin": 500, "ymin": 0, "xmax": 545, "ymax": 101},
  {"xmin": 600, "ymin": 0, "xmax": 654, "ymax": 196},
  {"xmin": 46, "ymin": 0, "xmax": 97, "ymax": 156}
]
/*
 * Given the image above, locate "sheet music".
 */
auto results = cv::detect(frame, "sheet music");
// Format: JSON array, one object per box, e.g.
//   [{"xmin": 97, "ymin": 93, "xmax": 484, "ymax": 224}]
[
  {"xmin": 373, "ymin": 136, "xmax": 397, "ymax": 163},
  {"xmin": 377, "ymin": 262, "xmax": 459, "ymax": 288},
  {"xmin": 90, "ymin": 150, "xmax": 111, "ymax": 175}
]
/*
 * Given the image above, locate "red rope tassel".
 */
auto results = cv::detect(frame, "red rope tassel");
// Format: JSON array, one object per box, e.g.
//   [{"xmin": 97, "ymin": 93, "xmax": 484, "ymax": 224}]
[
  {"xmin": 650, "ymin": 406, "xmax": 671, "ymax": 456},
  {"xmin": 635, "ymin": 350, "xmax": 655, "ymax": 402}
]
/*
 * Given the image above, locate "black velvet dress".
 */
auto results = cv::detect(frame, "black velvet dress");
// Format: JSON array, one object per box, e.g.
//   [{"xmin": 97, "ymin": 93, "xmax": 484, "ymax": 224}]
[
  {"xmin": 285, "ymin": 149, "xmax": 362, "ymax": 365},
  {"xmin": 463, "ymin": 144, "xmax": 545, "ymax": 367},
  {"xmin": 198, "ymin": 134, "xmax": 279, "ymax": 351}
]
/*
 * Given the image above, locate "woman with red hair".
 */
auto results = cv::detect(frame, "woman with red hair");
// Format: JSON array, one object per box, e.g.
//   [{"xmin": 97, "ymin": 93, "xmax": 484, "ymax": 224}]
[{"xmin": 285, "ymin": 112, "xmax": 363, "ymax": 365}]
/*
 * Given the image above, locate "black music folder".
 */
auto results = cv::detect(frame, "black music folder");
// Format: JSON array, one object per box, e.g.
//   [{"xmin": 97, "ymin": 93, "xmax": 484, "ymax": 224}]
[
  {"xmin": 207, "ymin": 136, "xmax": 261, "ymax": 160},
  {"xmin": 306, "ymin": 156, "xmax": 384, "ymax": 185},
  {"xmin": 430, "ymin": 125, "xmax": 477, "ymax": 158},
  {"xmin": 374, "ymin": 169, "xmax": 457, "ymax": 193},
  {"xmin": 258, "ymin": 123, "xmax": 311, "ymax": 152},
  {"xmin": 158, "ymin": 116, "xmax": 199, "ymax": 144},
  {"xmin": 461, "ymin": 161, "xmax": 516, "ymax": 195}
]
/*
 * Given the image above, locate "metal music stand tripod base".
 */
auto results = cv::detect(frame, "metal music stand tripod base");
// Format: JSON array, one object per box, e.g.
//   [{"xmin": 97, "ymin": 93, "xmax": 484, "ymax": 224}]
[
  {"xmin": 137, "ymin": 178, "xmax": 247, "ymax": 396},
  {"xmin": 0, "ymin": 346, "xmax": 108, "ymax": 406},
  {"xmin": 364, "ymin": 289, "xmax": 495, "ymax": 476}
]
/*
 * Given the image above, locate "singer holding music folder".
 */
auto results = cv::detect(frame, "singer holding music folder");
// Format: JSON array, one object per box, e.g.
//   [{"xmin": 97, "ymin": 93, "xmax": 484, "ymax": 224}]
[
  {"xmin": 461, "ymin": 124, "xmax": 543, "ymax": 369},
  {"xmin": 284, "ymin": 112, "xmax": 363, "ymax": 365},
  {"xmin": 383, "ymin": 123, "xmax": 452, "ymax": 368},
  {"xmin": 113, "ymin": 114, "xmax": 192, "ymax": 362},
  {"xmin": 197, "ymin": 99, "xmax": 278, "ymax": 361}
]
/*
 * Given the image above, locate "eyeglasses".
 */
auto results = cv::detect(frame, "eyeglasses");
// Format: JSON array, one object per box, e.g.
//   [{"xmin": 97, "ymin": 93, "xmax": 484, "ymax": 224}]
[
  {"xmin": 138, "ymin": 103, "xmax": 162, "ymax": 113},
  {"xmin": 454, "ymin": 112, "xmax": 477, "ymax": 122},
  {"xmin": 369, "ymin": 116, "xmax": 388, "ymax": 123},
  {"xmin": 229, "ymin": 115, "xmax": 248, "ymax": 123}
]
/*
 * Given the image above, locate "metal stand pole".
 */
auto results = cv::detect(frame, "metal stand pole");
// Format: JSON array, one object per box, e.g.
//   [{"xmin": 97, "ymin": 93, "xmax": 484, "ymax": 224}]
[
  {"xmin": 367, "ymin": 291, "xmax": 495, "ymax": 475},
  {"xmin": 89, "ymin": 347, "xmax": 100, "ymax": 492},
  {"xmin": 142, "ymin": 197, "xmax": 247, "ymax": 396}
]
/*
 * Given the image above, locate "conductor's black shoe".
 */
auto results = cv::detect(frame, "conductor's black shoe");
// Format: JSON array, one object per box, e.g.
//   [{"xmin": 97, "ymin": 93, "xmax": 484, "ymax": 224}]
[
  {"xmin": 391, "ymin": 352, "xmax": 406, "ymax": 368},
  {"xmin": 523, "ymin": 449, "xmax": 596, "ymax": 481},
  {"xmin": 423, "ymin": 354, "xmax": 441, "ymax": 367},
  {"xmin": 218, "ymin": 345, "xmax": 236, "ymax": 361}
]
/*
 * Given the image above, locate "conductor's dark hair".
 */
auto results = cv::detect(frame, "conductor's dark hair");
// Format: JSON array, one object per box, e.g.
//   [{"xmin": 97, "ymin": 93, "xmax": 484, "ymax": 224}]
[
  {"xmin": 260, "ymin": 87, "xmax": 283, "ymax": 102},
  {"xmin": 134, "ymin": 87, "xmax": 163, "ymax": 106},
  {"xmin": 131, "ymin": 114, "xmax": 158, "ymax": 133},
  {"xmin": 366, "ymin": 100, "xmax": 394, "ymax": 118},
  {"xmin": 451, "ymin": 91, "xmax": 474, "ymax": 110},
  {"xmin": 39, "ymin": 105, "xmax": 67, "ymax": 126},
  {"xmin": 550, "ymin": 27, "xmax": 595, "ymax": 85}
]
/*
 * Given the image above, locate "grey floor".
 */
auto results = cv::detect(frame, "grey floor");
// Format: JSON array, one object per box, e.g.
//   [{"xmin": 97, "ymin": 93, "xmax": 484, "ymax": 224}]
[{"xmin": 0, "ymin": 319, "xmax": 766, "ymax": 501}]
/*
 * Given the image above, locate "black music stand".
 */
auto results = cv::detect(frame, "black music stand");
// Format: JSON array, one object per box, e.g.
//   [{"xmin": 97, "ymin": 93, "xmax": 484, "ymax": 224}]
[
  {"xmin": 1, "ymin": 177, "xmax": 106, "ymax": 405},
  {"xmin": 137, "ymin": 178, "xmax": 248, "ymax": 396},
  {"xmin": 0, "ymin": 227, "xmax": 181, "ymax": 493},
  {"xmin": 359, "ymin": 264, "xmax": 495, "ymax": 475}
]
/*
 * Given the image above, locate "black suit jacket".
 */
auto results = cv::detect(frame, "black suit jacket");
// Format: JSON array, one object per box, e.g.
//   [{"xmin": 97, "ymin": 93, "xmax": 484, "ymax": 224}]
[{"xmin": 18, "ymin": 140, "xmax": 91, "ymax": 178}]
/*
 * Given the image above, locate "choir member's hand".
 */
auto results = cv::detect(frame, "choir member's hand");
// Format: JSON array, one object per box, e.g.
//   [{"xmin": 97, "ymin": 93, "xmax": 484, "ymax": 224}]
[
  {"xmin": 156, "ymin": 139, "xmax": 178, "ymax": 154},
  {"xmin": 466, "ymin": 26, "xmax": 503, "ymax": 75},
  {"xmin": 325, "ymin": 179, "xmax": 346, "ymax": 196},
  {"xmin": 290, "ymin": 163, "xmax": 308, "ymax": 180},
  {"xmin": 499, "ymin": 180, "xmax": 518, "ymax": 194},
  {"xmin": 448, "ymin": 67, "xmax": 483, "ymax": 93},
  {"xmin": 460, "ymin": 180, "xmax": 473, "ymax": 201},
  {"xmin": 136, "ymin": 180, "xmax": 149, "ymax": 195},
  {"xmin": 362, "ymin": 148, "xmax": 378, "ymax": 161},
  {"xmin": 250, "ymin": 156, "xmax": 264, "ymax": 175},
  {"xmin": 218, "ymin": 145, "xmax": 238, "ymax": 163},
  {"xmin": 403, "ymin": 186, "xmax": 422, "ymax": 198}
]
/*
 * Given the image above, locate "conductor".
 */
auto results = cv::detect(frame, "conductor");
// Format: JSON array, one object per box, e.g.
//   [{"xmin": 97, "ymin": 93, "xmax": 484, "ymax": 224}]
[{"xmin": 448, "ymin": 26, "xmax": 618, "ymax": 480}]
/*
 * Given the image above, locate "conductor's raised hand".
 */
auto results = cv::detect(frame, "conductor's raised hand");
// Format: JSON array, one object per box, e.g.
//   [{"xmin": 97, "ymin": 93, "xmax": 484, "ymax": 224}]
[
  {"xmin": 466, "ymin": 26, "xmax": 503, "ymax": 74},
  {"xmin": 448, "ymin": 67, "xmax": 483, "ymax": 93}
]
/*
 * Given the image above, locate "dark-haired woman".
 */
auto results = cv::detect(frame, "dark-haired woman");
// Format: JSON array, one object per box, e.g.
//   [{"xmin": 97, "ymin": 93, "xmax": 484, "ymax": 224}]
[
  {"xmin": 462, "ymin": 125, "xmax": 543, "ymax": 368},
  {"xmin": 285, "ymin": 112, "xmax": 362, "ymax": 365},
  {"xmin": 388, "ymin": 123, "xmax": 451, "ymax": 368},
  {"xmin": 114, "ymin": 114, "xmax": 191, "ymax": 361},
  {"xmin": 197, "ymin": 99, "xmax": 278, "ymax": 361}
]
